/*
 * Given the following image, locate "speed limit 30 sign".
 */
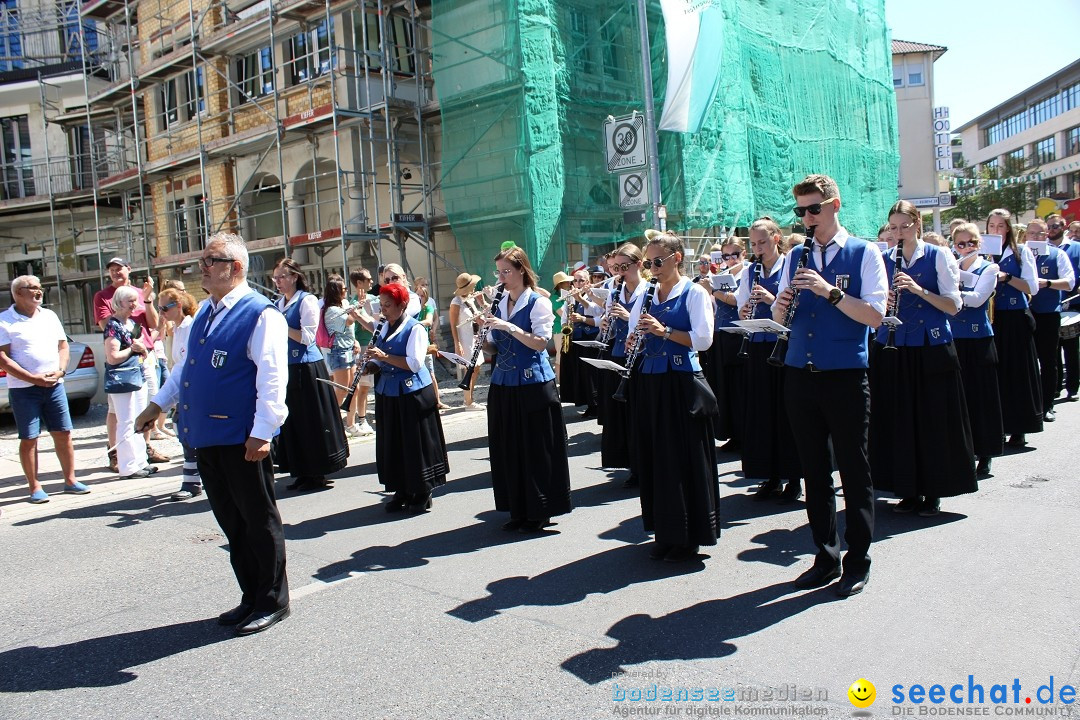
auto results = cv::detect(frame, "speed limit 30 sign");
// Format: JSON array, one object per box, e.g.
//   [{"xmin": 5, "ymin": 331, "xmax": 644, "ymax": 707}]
[{"xmin": 604, "ymin": 114, "xmax": 647, "ymax": 173}]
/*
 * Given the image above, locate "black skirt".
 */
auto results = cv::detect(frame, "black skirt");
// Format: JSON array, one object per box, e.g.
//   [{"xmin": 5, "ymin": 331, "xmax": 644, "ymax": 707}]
[
  {"xmin": 630, "ymin": 370, "xmax": 720, "ymax": 547},
  {"xmin": 954, "ymin": 336, "xmax": 1004, "ymax": 458},
  {"xmin": 375, "ymin": 383, "xmax": 449, "ymax": 496},
  {"xmin": 869, "ymin": 342, "xmax": 977, "ymax": 499},
  {"xmin": 275, "ymin": 360, "xmax": 349, "ymax": 477},
  {"xmin": 741, "ymin": 342, "xmax": 802, "ymax": 481},
  {"xmin": 559, "ymin": 338, "xmax": 595, "ymax": 407},
  {"xmin": 488, "ymin": 380, "xmax": 573, "ymax": 520},
  {"xmin": 992, "ymin": 309, "xmax": 1044, "ymax": 435},
  {"xmin": 705, "ymin": 331, "xmax": 746, "ymax": 441},
  {"xmin": 600, "ymin": 360, "xmax": 631, "ymax": 468}
]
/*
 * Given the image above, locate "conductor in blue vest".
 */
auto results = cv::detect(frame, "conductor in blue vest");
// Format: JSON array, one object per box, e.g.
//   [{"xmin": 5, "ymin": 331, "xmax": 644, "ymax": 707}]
[
  {"xmin": 136, "ymin": 231, "xmax": 291, "ymax": 636},
  {"xmin": 771, "ymin": 174, "xmax": 887, "ymax": 598}
]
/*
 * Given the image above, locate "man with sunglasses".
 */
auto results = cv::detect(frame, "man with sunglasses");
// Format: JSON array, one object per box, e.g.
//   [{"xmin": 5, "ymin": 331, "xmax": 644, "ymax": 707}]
[
  {"xmin": 92, "ymin": 257, "xmax": 170, "ymax": 471},
  {"xmin": 1047, "ymin": 214, "xmax": 1080, "ymax": 402},
  {"xmin": 1027, "ymin": 217, "xmax": 1075, "ymax": 420},
  {"xmin": 771, "ymin": 174, "xmax": 887, "ymax": 598}
]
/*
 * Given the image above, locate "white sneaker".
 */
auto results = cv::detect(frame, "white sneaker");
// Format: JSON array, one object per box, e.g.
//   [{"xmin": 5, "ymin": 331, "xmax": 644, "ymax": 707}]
[
  {"xmin": 464, "ymin": 403, "xmax": 485, "ymax": 411},
  {"xmin": 357, "ymin": 420, "xmax": 375, "ymax": 436},
  {"xmin": 346, "ymin": 424, "xmax": 362, "ymax": 438}
]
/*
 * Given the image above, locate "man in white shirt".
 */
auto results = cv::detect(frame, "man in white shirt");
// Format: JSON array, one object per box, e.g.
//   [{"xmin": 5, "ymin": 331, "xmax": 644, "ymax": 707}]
[
  {"xmin": 0, "ymin": 276, "xmax": 89, "ymax": 503},
  {"xmin": 135, "ymin": 232, "xmax": 291, "ymax": 637}
]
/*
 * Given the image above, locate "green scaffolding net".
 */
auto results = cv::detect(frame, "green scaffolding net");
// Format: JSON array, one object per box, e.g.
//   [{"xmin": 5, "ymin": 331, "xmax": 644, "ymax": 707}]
[{"xmin": 431, "ymin": 0, "xmax": 898, "ymax": 283}]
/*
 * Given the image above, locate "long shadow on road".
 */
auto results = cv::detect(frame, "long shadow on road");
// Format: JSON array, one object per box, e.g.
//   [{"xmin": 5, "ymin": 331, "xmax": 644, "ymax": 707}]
[{"xmin": 0, "ymin": 619, "xmax": 231, "ymax": 691}]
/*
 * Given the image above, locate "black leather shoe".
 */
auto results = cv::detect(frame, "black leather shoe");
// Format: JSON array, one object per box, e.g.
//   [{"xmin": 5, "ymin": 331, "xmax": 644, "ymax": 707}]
[
  {"xmin": 778, "ymin": 480, "xmax": 802, "ymax": 503},
  {"xmin": 501, "ymin": 519, "xmax": 524, "ymax": 531},
  {"xmin": 918, "ymin": 497, "xmax": 941, "ymax": 517},
  {"xmin": 217, "ymin": 603, "xmax": 254, "ymax": 626},
  {"xmin": 408, "ymin": 495, "xmax": 433, "ymax": 513},
  {"xmin": 621, "ymin": 474, "xmax": 639, "ymax": 489},
  {"xmin": 835, "ymin": 570, "xmax": 870, "ymax": 597},
  {"xmin": 751, "ymin": 477, "xmax": 781, "ymax": 501},
  {"xmin": 976, "ymin": 457, "xmax": 992, "ymax": 478},
  {"xmin": 649, "ymin": 542, "xmax": 673, "ymax": 560},
  {"xmin": 1006, "ymin": 433, "xmax": 1027, "ymax": 447},
  {"xmin": 236, "ymin": 606, "xmax": 290, "ymax": 636},
  {"xmin": 893, "ymin": 497, "xmax": 920, "ymax": 513},
  {"xmin": 1063, "ymin": 393, "xmax": 1078, "ymax": 403},
  {"xmin": 385, "ymin": 493, "xmax": 407, "ymax": 513},
  {"xmin": 518, "ymin": 518, "xmax": 551, "ymax": 533},
  {"xmin": 1044, "ymin": 409, "xmax": 1056, "ymax": 422},
  {"xmin": 663, "ymin": 545, "xmax": 700, "ymax": 563},
  {"xmin": 793, "ymin": 564, "xmax": 841, "ymax": 589}
]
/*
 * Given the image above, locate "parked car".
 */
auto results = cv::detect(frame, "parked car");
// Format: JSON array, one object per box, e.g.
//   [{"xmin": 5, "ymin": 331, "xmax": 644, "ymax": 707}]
[{"xmin": 0, "ymin": 339, "xmax": 99, "ymax": 416}]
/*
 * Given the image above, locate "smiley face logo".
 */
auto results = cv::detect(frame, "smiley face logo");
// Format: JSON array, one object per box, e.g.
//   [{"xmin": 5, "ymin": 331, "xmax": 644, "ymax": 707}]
[{"xmin": 848, "ymin": 678, "xmax": 876, "ymax": 708}]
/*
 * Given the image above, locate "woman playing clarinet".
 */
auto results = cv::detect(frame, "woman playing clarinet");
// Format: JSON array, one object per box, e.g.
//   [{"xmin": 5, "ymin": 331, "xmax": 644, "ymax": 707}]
[
  {"xmin": 367, "ymin": 282, "xmax": 449, "ymax": 512},
  {"xmin": 708, "ymin": 240, "xmax": 750, "ymax": 452},
  {"xmin": 870, "ymin": 201, "xmax": 976, "ymax": 517},
  {"xmin": 627, "ymin": 231, "xmax": 719, "ymax": 562},
  {"xmin": 736, "ymin": 218, "xmax": 802, "ymax": 502},
  {"xmin": 478, "ymin": 246, "xmax": 572, "ymax": 532}
]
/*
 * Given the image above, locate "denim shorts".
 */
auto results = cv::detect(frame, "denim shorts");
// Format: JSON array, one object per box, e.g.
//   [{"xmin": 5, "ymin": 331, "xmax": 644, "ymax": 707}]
[
  {"xmin": 327, "ymin": 348, "xmax": 354, "ymax": 372},
  {"xmin": 10, "ymin": 384, "xmax": 73, "ymax": 440}
]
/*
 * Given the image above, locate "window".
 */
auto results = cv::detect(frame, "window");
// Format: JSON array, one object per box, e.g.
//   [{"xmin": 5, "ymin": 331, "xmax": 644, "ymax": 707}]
[
  {"xmin": 982, "ymin": 157, "xmax": 999, "ymax": 175},
  {"xmin": 0, "ymin": 115, "xmax": 33, "ymax": 199},
  {"xmin": 169, "ymin": 199, "xmax": 188, "ymax": 254},
  {"xmin": 1007, "ymin": 148, "xmax": 1025, "ymax": 165},
  {"xmin": 1067, "ymin": 126, "xmax": 1080, "ymax": 157},
  {"xmin": 158, "ymin": 68, "xmax": 205, "ymax": 130},
  {"xmin": 191, "ymin": 201, "xmax": 207, "ymax": 250},
  {"xmin": 70, "ymin": 125, "xmax": 107, "ymax": 189},
  {"xmin": 354, "ymin": 11, "xmax": 415, "ymax": 74},
  {"xmin": 62, "ymin": 5, "xmax": 97, "ymax": 62},
  {"xmin": 0, "ymin": 0, "xmax": 22, "ymax": 72},
  {"xmin": 1067, "ymin": 172, "xmax": 1080, "ymax": 199},
  {"xmin": 287, "ymin": 18, "xmax": 334, "ymax": 84},
  {"xmin": 984, "ymin": 82, "xmax": 1080, "ymax": 148},
  {"xmin": 236, "ymin": 46, "xmax": 274, "ymax": 103},
  {"xmin": 892, "ymin": 65, "xmax": 903, "ymax": 88},
  {"xmin": 1035, "ymin": 136, "xmax": 1056, "ymax": 165},
  {"xmin": 568, "ymin": 9, "xmax": 596, "ymax": 76},
  {"xmin": 1039, "ymin": 177, "xmax": 1058, "ymax": 198},
  {"xmin": 906, "ymin": 63, "xmax": 924, "ymax": 87}
]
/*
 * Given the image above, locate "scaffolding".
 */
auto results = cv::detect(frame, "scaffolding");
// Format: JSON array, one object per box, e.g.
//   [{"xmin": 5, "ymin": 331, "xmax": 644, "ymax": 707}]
[{"xmin": 11, "ymin": 0, "xmax": 451, "ymax": 330}]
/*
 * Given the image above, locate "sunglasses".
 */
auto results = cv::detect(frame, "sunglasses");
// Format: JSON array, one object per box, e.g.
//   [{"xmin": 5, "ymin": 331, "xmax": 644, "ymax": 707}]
[
  {"xmin": 1048, "ymin": 223, "xmax": 1064, "ymax": 229},
  {"xmin": 720, "ymin": 253, "xmax": 742, "ymax": 260},
  {"xmin": 383, "ymin": 274, "xmax": 403, "ymax": 282},
  {"xmin": 793, "ymin": 201, "xmax": 831, "ymax": 218},
  {"xmin": 199, "ymin": 256, "xmax": 234, "ymax": 269},
  {"xmin": 158, "ymin": 301, "xmax": 178, "ymax": 312},
  {"xmin": 610, "ymin": 261, "xmax": 636, "ymax": 273},
  {"xmin": 954, "ymin": 240, "xmax": 978, "ymax": 250},
  {"xmin": 642, "ymin": 252, "xmax": 677, "ymax": 270}
]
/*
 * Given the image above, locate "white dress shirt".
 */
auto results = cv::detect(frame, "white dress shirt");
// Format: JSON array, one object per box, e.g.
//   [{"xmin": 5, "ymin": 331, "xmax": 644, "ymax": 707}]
[
  {"xmin": 999, "ymin": 244, "xmax": 1039, "ymax": 294},
  {"xmin": 170, "ymin": 314, "xmax": 195, "ymax": 367},
  {"xmin": 774, "ymin": 226, "xmax": 889, "ymax": 315},
  {"xmin": 377, "ymin": 318, "xmax": 428, "ymax": 373},
  {"xmin": 627, "ymin": 276, "xmax": 714, "ymax": 351},
  {"xmin": 734, "ymin": 254, "xmax": 789, "ymax": 310},
  {"xmin": 153, "ymin": 282, "xmax": 289, "ymax": 442},
  {"xmin": 277, "ymin": 292, "xmax": 319, "ymax": 346},
  {"xmin": 498, "ymin": 288, "xmax": 555, "ymax": 340},
  {"xmin": 1033, "ymin": 244, "xmax": 1076, "ymax": 292},
  {"xmin": 958, "ymin": 256, "xmax": 1000, "ymax": 308},
  {"xmin": 887, "ymin": 239, "xmax": 961, "ymax": 312}
]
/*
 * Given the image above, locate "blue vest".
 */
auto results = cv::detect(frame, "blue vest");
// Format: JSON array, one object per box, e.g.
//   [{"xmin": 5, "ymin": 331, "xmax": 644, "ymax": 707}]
[
  {"xmin": 374, "ymin": 316, "xmax": 432, "ymax": 396},
  {"xmin": 713, "ymin": 263, "xmax": 746, "ymax": 329},
  {"xmin": 1058, "ymin": 240, "xmax": 1080, "ymax": 290},
  {"xmin": 570, "ymin": 299, "xmax": 599, "ymax": 340},
  {"xmin": 994, "ymin": 251, "xmax": 1029, "ymax": 310},
  {"xmin": 875, "ymin": 243, "xmax": 953, "ymax": 347},
  {"xmin": 785, "ymin": 238, "xmax": 872, "ymax": 370},
  {"xmin": 750, "ymin": 259, "xmax": 785, "ymax": 343},
  {"xmin": 640, "ymin": 280, "xmax": 702, "ymax": 374},
  {"xmin": 282, "ymin": 291, "xmax": 323, "ymax": 364},
  {"xmin": 177, "ymin": 292, "xmax": 276, "ymax": 449},
  {"xmin": 491, "ymin": 291, "xmax": 556, "ymax": 386},
  {"xmin": 1030, "ymin": 245, "xmax": 1066, "ymax": 314},
  {"xmin": 610, "ymin": 284, "xmax": 643, "ymax": 359},
  {"xmin": 952, "ymin": 258, "xmax": 995, "ymax": 339}
]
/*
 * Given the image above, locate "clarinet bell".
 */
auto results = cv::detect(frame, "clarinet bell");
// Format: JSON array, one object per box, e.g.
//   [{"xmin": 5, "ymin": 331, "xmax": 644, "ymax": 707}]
[
  {"xmin": 611, "ymin": 375, "xmax": 629, "ymax": 403},
  {"xmin": 766, "ymin": 335, "xmax": 788, "ymax": 368},
  {"xmin": 457, "ymin": 364, "xmax": 476, "ymax": 391}
]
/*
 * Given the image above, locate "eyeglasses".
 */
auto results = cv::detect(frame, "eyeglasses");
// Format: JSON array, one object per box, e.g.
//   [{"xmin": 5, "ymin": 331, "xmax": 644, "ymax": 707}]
[
  {"xmin": 793, "ymin": 201, "xmax": 832, "ymax": 218},
  {"xmin": 954, "ymin": 240, "xmax": 978, "ymax": 249},
  {"xmin": 271, "ymin": 274, "xmax": 292, "ymax": 282},
  {"xmin": 199, "ymin": 256, "xmax": 234, "ymax": 269},
  {"xmin": 493, "ymin": 268, "xmax": 517, "ymax": 278},
  {"xmin": 610, "ymin": 261, "xmax": 636, "ymax": 273},
  {"xmin": 383, "ymin": 274, "xmax": 402, "ymax": 282},
  {"xmin": 1048, "ymin": 223, "xmax": 1064, "ymax": 229},
  {"xmin": 158, "ymin": 301, "xmax": 178, "ymax": 312},
  {"xmin": 888, "ymin": 222, "xmax": 916, "ymax": 233},
  {"xmin": 642, "ymin": 252, "xmax": 677, "ymax": 270},
  {"xmin": 1027, "ymin": 230, "xmax": 1048, "ymax": 238},
  {"xmin": 720, "ymin": 253, "xmax": 742, "ymax": 260},
  {"xmin": 19, "ymin": 285, "xmax": 42, "ymax": 294},
  {"xmin": 572, "ymin": 277, "xmax": 587, "ymax": 284}
]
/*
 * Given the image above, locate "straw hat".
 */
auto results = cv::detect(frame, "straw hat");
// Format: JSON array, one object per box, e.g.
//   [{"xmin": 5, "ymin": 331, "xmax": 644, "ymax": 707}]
[
  {"xmin": 552, "ymin": 271, "xmax": 573, "ymax": 288},
  {"xmin": 454, "ymin": 272, "xmax": 481, "ymax": 297}
]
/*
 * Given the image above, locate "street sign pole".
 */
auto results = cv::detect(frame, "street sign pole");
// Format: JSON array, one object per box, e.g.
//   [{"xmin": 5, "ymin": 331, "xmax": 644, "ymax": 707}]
[{"xmin": 636, "ymin": 0, "xmax": 663, "ymax": 230}]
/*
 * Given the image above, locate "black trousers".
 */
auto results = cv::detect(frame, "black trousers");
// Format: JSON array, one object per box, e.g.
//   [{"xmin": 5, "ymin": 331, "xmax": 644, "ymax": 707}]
[
  {"xmin": 198, "ymin": 444, "xmax": 289, "ymax": 613},
  {"xmin": 783, "ymin": 367, "xmax": 874, "ymax": 575},
  {"xmin": 1061, "ymin": 334, "xmax": 1079, "ymax": 396},
  {"xmin": 1034, "ymin": 313, "xmax": 1061, "ymax": 413}
]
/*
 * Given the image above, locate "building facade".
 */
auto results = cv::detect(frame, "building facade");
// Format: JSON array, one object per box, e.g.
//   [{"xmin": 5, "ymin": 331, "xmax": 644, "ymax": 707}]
[{"xmin": 892, "ymin": 39, "xmax": 948, "ymax": 212}]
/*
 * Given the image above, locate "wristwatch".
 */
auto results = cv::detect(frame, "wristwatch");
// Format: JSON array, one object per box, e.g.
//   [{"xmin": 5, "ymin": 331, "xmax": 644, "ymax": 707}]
[
  {"xmin": 828, "ymin": 288, "xmax": 844, "ymax": 305},
  {"xmin": 921, "ymin": 287, "xmax": 929, "ymax": 296},
  {"xmin": 662, "ymin": 326, "xmax": 672, "ymax": 341}
]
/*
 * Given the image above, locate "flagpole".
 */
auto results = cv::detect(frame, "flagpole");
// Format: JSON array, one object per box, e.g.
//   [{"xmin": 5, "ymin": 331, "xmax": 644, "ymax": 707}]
[{"xmin": 636, "ymin": 0, "xmax": 664, "ymax": 230}]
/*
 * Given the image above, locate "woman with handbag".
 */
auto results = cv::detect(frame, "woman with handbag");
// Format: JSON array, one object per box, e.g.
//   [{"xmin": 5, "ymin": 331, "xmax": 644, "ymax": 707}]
[{"xmin": 103, "ymin": 285, "xmax": 158, "ymax": 479}]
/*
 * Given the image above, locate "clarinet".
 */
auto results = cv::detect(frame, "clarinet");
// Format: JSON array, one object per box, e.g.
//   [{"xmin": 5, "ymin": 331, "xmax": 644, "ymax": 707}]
[
  {"xmin": 737, "ymin": 258, "xmax": 761, "ymax": 359},
  {"xmin": 458, "ymin": 283, "xmax": 505, "ymax": 390},
  {"xmin": 595, "ymin": 277, "xmax": 626, "ymax": 349},
  {"xmin": 612, "ymin": 277, "xmax": 659, "ymax": 403},
  {"xmin": 883, "ymin": 235, "xmax": 905, "ymax": 351},
  {"xmin": 768, "ymin": 225, "xmax": 817, "ymax": 367},
  {"xmin": 342, "ymin": 315, "xmax": 387, "ymax": 411}
]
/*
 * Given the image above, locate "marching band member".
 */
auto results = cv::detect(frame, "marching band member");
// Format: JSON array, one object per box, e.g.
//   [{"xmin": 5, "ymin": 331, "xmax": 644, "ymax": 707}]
[
  {"xmin": 1026, "ymin": 217, "xmax": 1075, "ymax": 423},
  {"xmin": 709, "ymin": 240, "xmax": 749, "ymax": 451},
  {"xmin": 479, "ymin": 246, "xmax": 572, "ymax": 532},
  {"xmin": 952, "ymin": 223, "xmax": 1003, "ymax": 478},
  {"xmin": 366, "ymin": 282, "xmax": 449, "ymax": 513},
  {"xmin": 272, "ymin": 259, "xmax": 348, "ymax": 492},
  {"xmin": 449, "ymin": 272, "xmax": 486, "ymax": 410},
  {"xmin": 1045, "ymin": 214, "xmax": 1080, "ymax": 403},
  {"xmin": 735, "ymin": 218, "xmax": 801, "ymax": 502},
  {"xmin": 598, "ymin": 242, "xmax": 648, "ymax": 486},
  {"xmin": 560, "ymin": 268, "xmax": 602, "ymax": 417},
  {"xmin": 627, "ymin": 231, "xmax": 719, "ymax": 563},
  {"xmin": 869, "ymin": 201, "xmax": 976, "ymax": 518},
  {"xmin": 551, "ymin": 271, "xmax": 573, "ymax": 384},
  {"xmin": 772, "ymin": 174, "xmax": 886, "ymax": 597},
  {"xmin": 987, "ymin": 208, "xmax": 1043, "ymax": 446}
]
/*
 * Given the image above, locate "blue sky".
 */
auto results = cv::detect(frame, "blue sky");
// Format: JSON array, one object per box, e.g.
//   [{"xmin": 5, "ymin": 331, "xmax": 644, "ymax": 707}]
[{"xmin": 885, "ymin": 0, "xmax": 1080, "ymax": 127}]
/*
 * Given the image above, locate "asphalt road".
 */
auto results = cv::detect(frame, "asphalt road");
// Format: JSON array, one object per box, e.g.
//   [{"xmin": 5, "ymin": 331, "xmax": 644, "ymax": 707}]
[{"xmin": 2, "ymin": 390, "xmax": 1079, "ymax": 720}]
